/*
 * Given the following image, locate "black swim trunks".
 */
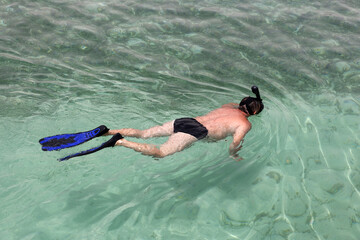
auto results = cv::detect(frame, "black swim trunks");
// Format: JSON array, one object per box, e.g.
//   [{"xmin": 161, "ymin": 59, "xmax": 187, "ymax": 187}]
[{"xmin": 173, "ymin": 118, "xmax": 208, "ymax": 140}]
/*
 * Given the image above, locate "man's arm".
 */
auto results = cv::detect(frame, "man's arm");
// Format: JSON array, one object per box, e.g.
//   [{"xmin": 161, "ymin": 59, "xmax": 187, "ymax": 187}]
[{"xmin": 229, "ymin": 124, "xmax": 251, "ymax": 156}]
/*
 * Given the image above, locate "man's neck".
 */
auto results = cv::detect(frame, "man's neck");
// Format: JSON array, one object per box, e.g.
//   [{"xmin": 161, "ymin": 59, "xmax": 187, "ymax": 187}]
[{"xmin": 238, "ymin": 106, "xmax": 250, "ymax": 117}]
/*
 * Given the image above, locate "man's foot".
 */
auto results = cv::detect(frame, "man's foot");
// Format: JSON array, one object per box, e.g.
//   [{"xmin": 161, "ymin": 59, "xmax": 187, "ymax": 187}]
[{"xmin": 106, "ymin": 133, "xmax": 124, "ymax": 147}]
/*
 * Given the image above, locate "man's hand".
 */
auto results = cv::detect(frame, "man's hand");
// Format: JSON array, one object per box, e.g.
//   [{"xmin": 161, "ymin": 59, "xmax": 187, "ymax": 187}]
[
  {"xmin": 229, "ymin": 139, "xmax": 243, "ymax": 155},
  {"xmin": 229, "ymin": 139, "xmax": 244, "ymax": 161},
  {"xmin": 230, "ymin": 154, "xmax": 244, "ymax": 161}
]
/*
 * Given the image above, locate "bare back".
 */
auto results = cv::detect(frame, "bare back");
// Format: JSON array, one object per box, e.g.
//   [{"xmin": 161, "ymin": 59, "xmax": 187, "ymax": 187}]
[{"xmin": 195, "ymin": 103, "xmax": 251, "ymax": 140}]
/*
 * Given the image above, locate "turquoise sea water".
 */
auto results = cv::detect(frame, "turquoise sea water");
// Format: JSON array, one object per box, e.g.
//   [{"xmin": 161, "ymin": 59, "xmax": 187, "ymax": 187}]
[{"xmin": 1, "ymin": 0, "xmax": 359, "ymax": 239}]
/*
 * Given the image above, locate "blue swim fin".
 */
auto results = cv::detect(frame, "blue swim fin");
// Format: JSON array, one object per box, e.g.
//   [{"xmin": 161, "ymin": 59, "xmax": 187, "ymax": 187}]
[
  {"xmin": 39, "ymin": 125, "xmax": 109, "ymax": 151},
  {"xmin": 58, "ymin": 133, "xmax": 123, "ymax": 161}
]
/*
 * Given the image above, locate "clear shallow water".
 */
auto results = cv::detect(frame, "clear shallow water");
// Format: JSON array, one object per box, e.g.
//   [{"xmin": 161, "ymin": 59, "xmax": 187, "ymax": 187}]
[{"xmin": 0, "ymin": 0, "xmax": 359, "ymax": 239}]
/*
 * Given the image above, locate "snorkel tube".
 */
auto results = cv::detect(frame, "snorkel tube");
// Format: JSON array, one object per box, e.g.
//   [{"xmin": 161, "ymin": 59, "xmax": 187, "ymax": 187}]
[
  {"xmin": 251, "ymin": 86, "xmax": 261, "ymax": 101},
  {"xmin": 252, "ymin": 85, "xmax": 264, "ymax": 114}
]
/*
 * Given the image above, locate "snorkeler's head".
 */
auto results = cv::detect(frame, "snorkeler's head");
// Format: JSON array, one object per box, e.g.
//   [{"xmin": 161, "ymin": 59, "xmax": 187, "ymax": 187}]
[{"xmin": 239, "ymin": 86, "xmax": 264, "ymax": 115}]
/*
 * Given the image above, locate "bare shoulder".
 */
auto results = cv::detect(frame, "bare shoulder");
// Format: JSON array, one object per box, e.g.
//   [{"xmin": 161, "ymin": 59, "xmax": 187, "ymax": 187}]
[
  {"xmin": 221, "ymin": 102, "xmax": 238, "ymax": 108},
  {"xmin": 238, "ymin": 118, "xmax": 252, "ymax": 132}
]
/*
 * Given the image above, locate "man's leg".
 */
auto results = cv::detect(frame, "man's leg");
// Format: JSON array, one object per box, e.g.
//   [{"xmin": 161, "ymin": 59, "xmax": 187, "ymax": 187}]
[
  {"xmin": 115, "ymin": 132, "xmax": 197, "ymax": 158},
  {"xmin": 106, "ymin": 121, "xmax": 174, "ymax": 139}
]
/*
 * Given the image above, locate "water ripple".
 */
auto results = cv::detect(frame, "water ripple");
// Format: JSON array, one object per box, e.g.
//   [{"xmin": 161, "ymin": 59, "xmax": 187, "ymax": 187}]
[{"xmin": 0, "ymin": 0, "xmax": 360, "ymax": 239}]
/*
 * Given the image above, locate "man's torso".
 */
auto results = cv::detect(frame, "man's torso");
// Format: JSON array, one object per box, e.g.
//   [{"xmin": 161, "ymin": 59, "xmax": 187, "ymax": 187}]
[{"xmin": 195, "ymin": 104, "xmax": 251, "ymax": 140}]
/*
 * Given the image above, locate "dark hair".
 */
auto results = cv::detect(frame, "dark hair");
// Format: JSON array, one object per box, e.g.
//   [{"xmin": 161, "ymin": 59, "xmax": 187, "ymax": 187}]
[
  {"xmin": 239, "ymin": 86, "xmax": 264, "ymax": 115},
  {"xmin": 239, "ymin": 97, "xmax": 263, "ymax": 115}
]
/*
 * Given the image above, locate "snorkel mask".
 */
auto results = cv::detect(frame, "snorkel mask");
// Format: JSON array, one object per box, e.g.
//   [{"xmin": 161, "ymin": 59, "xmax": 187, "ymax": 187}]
[{"xmin": 239, "ymin": 86, "xmax": 264, "ymax": 115}]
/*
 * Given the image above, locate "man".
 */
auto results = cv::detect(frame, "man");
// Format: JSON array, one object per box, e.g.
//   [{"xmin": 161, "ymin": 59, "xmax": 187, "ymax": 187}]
[
  {"xmin": 40, "ymin": 86, "xmax": 264, "ymax": 161},
  {"xmin": 105, "ymin": 86, "xmax": 264, "ymax": 158}
]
